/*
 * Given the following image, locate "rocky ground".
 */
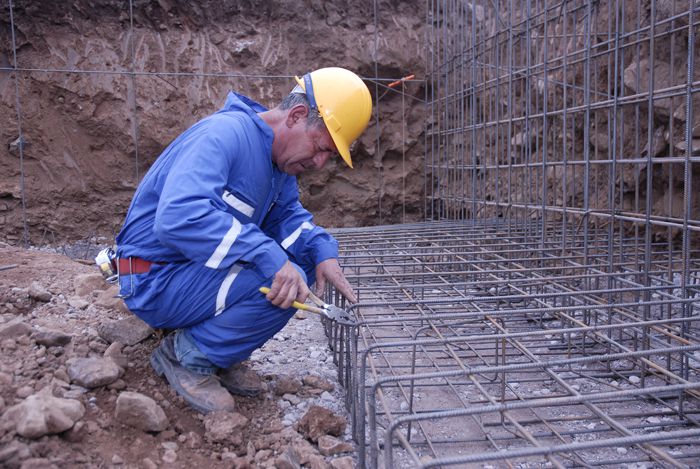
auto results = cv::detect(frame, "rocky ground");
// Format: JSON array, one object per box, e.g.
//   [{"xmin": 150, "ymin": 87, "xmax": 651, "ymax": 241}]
[{"xmin": 0, "ymin": 243, "xmax": 358, "ymax": 469}]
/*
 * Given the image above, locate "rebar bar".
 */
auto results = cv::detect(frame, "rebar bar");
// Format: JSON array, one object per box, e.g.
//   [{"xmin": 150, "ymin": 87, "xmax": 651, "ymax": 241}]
[{"xmin": 330, "ymin": 220, "xmax": 700, "ymax": 467}]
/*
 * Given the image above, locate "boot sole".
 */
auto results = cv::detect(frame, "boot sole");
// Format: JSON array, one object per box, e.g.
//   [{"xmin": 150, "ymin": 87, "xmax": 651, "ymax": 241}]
[{"xmin": 220, "ymin": 381, "xmax": 262, "ymax": 397}]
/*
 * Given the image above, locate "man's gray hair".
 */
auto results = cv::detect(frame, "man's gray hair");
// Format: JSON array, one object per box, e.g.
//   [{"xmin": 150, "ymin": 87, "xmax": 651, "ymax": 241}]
[{"xmin": 278, "ymin": 85, "xmax": 324, "ymax": 128}]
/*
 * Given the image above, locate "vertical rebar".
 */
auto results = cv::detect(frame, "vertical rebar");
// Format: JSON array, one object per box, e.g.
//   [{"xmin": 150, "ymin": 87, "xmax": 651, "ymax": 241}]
[{"xmin": 7, "ymin": 0, "xmax": 29, "ymax": 247}]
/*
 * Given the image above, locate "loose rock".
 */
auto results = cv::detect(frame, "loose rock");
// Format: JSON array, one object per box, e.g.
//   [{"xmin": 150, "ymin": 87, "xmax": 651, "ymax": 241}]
[
  {"xmin": 273, "ymin": 375, "xmax": 302, "ymax": 395},
  {"xmin": 28, "ymin": 282, "xmax": 52, "ymax": 302},
  {"xmin": 73, "ymin": 273, "xmax": 109, "ymax": 297},
  {"xmin": 330, "ymin": 456, "xmax": 355, "ymax": 469},
  {"xmin": 19, "ymin": 457, "xmax": 58, "ymax": 469},
  {"xmin": 97, "ymin": 315, "xmax": 153, "ymax": 345},
  {"xmin": 0, "ymin": 319, "xmax": 32, "ymax": 339},
  {"xmin": 16, "ymin": 385, "xmax": 34, "ymax": 398},
  {"xmin": 94, "ymin": 285, "xmax": 130, "ymax": 314},
  {"xmin": 307, "ymin": 454, "xmax": 331, "ymax": 469},
  {"xmin": 318, "ymin": 435, "xmax": 353, "ymax": 456},
  {"xmin": 2, "ymin": 386, "xmax": 85, "ymax": 439},
  {"xmin": 104, "ymin": 341, "xmax": 128, "ymax": 368},
  {"xmin": 61, "ymin": 420, "xmax": 87, "ymax": 442},
  {"xmin": 296, "ymin": 406, "xmax": 346, "ymax": 442},
  {"xmin": 34, "ymin": 328, "xmax": 72, "ymax": 347},
  {"xmin": 303, "ymin": 375, "xmax": 334, "ymax": 392},
  {"xmin": 67, "ymin": 296, "xmax": 89, "ymax": 310},
  {"xmin": 203, "ymin": 410, "xmax": 249, "ymax": 444},
  {"xmin": 275, "ymin": 447, "xmax": 302, "ymax": 469},
  {"xmin": 68, "ymin": 356, "xmax": 123, "ymax": 388},
  {"xmin": 162, "ymin": 449, "xmax": 177, "ymax": 463},
  {"xmin": 115, "ymin": 391, "xmax": 168, "ymax": 432}
]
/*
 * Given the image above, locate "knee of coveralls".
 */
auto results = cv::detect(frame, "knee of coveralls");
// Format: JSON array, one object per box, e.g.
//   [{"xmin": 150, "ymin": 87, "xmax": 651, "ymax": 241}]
[{"xmin": 186, "ymin": 261, "xmax": 316, "ymax": 369}]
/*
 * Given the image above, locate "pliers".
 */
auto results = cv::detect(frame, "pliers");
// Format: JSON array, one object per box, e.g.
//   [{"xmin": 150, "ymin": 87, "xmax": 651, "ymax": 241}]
[{"xmin": 259, "ymin": 287, "xmax": 355, "ymax": 325}]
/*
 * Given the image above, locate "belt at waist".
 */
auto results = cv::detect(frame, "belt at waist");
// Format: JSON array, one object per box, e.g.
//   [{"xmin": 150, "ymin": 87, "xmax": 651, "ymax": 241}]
[{"xmin": 118, "ymin": 257, "xmax": 161, "ymax": 275}]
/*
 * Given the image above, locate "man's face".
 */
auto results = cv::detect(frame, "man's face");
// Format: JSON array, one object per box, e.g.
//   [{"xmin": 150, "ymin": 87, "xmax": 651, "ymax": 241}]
[{"xmin": 275, "ymin": 112, "xmax": 339, "ymax": 176}]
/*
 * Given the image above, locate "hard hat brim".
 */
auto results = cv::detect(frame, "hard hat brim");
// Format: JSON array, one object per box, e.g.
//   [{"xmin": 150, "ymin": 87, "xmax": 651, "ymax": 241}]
[{"xmin": 327, "ymin": 131, "xmax": 353, "ymax": 169}]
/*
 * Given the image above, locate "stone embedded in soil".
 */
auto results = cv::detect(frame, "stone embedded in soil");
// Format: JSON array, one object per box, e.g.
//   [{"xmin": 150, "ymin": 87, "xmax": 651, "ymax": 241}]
[
  {"xmin": 94, "ymin": 285, "xmax": 130, "ymax": 314},
  {"xmin": 67, "ymin": 296, "xmax": 89, "ymax": 310},
  {"xmin": 28, "ymin": 282, "xmax": 52, "ymax": 302},
  {"xmin": 142, "ymin": 457, "xmax": 158, "ymax": 469},
  {"xmin": 97, "ymin": 315, "xmax": 153, "ymax": 345},
  {"xmin": 330, "ymin": 456, "xmax": 355, "ymax": 469},
  {"xmin": 33, "ymin": 328, "xmax": 72, "ymax": 347},
  {"xmin": 275, "ymin": 447, "xmax": 302, "ymax": 469},
  {"xmin": 1, "ymin": 386, "xmax": 85, "ymax": 439},
  {"xmin": 254, "ymin": 449, "xmax": 272, "ymax": 462},
  {"xmin": 306, "ymin": 454, "xmax": 331, "ymax": 469},
  {"xmin": 16, "ymin": 385, "xmax": 34, "ymax": 398},
  {"xmin": 61, "ymin": 420, "xmax": 87, "ymax": 442},
  {"xmin": 0, "ymin": 441, "xmax": 30, "ymax": 466},
  {"xmin": 104, "ymin": 341, "xmax": 128, "ymax": 368},
  {"xmin": 0, "ymin": 319, "xmax": 32, "ymax": 339},
  {"xmin": 18, "ymin": 457, "xmax": 59, "ymax": 469},
  {"xmin": 162, "ymin": 449, "xmax": 177, "ymax": 463},
  {"xmin": 317, "ymin": 435, "xmax": 353, "ymax": 456},
  {"xmin": 296, "ymin": 405, "xmax": 346, "ymax": 442},
  {"xmin": 291, "ymin": 437, "xmax": 323, "ymax": 465},
  {"xmin": 107, "ymin": 379, "xmax": 127, "ymax": 391},
  {"xmin": 114, "ymin": 392, "xmax": 168, "ymax": 432},
  {"xmin": 221, "ymin": 454, "xmax": 252, "ymax": 468},
  {"xmin": 73, "ymin": 273, "xmax": 109, "ymax": 297},
  {"xmin": 273, "ymin": 375, "xmax": 302, "ymax": 396},
  {"xmin": 302, "ymin": 375, "xmax": 334, "ymax": 392},
  {"xmin": 203, "ymin": 410, "xmax": 249, "ymax": 444},
  {"xmin": 67, "ymin": 356, "xmax": 124, "ymax": 388},
  {"xmin": 283, "ymin": 393, "xmax": 301, "ymax": 405}
]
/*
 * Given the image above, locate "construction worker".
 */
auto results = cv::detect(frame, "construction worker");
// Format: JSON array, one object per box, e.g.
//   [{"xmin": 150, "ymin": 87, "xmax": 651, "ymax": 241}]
[{"xmin": 114, "ymin": 67, "xmax": 372, "ymax": 413}]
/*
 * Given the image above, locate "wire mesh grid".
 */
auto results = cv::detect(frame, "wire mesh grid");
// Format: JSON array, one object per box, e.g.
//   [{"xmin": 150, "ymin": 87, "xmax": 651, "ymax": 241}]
[
  {"xmin": 321, "ymin": 0, "xmax": 700, "ymax": 466},
  {"xmin": 327, "ymin": 220, "xmax": 700, "ymax": 467}
]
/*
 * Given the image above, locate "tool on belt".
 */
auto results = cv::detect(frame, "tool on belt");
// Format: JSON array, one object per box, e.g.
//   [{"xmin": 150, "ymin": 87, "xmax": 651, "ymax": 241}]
[
  {"xmin": 94, "ymin": 247, "xmax": 118, "ymax": 284},
  {"xmin": 259, "ymin": 287, "xmax": 355, "ymax": 325}
]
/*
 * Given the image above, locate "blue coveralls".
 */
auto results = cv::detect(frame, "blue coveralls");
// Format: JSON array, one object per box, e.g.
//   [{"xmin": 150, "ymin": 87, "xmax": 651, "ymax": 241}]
[{"xmin": 115, "ymin": 92, "xmax": 339, "ymax": 370}]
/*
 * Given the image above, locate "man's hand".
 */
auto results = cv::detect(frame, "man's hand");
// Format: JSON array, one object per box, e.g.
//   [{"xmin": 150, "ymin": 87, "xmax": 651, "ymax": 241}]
[
  {"xmin": 266, "ymin": 260, "xmax": 310, "ymax": 309},
  {"xmin": 315, "ymin": 258, "xmax": 358, "ymax": 303}
]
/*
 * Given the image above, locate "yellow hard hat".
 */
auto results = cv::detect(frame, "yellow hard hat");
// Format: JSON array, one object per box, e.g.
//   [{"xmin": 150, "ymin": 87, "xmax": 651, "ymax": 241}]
[{"xmin": 294, "ymin": 67, "xmax": 372, "ymax": 168}]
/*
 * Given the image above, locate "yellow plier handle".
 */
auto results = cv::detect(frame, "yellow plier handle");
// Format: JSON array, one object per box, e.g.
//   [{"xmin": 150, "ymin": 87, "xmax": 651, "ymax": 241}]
[{"xmin": 259, "ymin": 287, "xmax": 325, "ymax": 315}]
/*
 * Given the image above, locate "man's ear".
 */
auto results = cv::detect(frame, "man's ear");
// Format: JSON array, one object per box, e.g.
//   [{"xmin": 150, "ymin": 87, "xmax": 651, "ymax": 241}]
[{"xmin": 286, "ymin": 104, "xmax": 309, "ymax": 128}]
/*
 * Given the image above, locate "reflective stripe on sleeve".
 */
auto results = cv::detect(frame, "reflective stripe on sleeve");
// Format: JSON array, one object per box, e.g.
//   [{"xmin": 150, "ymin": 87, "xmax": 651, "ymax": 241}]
[
  {"xmin": 215, "ymin": 264, "xmax": 243, "ymax": 315},
  {"xmin": 206, "ymin": 217, "xmax": 242, "ymax": 269},
  {"xmin": 281, "ymin": 221, "xmax": 314, "ymax": 250},
  {"xmin": 223, "ymin": 190, "xmax": 255, "ymax": 217}
]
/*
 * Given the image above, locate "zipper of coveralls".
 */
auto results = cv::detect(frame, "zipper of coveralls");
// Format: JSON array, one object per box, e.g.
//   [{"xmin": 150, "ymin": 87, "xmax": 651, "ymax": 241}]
[{"xmin": 256, "ymin": 167, "xmax": 281, "ymax": 225}]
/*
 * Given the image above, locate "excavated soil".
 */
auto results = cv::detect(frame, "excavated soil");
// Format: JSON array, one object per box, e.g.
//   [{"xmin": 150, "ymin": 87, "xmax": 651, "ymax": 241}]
[{"xmin": 0, "ymin": 244, "xmax": 357, "ymax": 468}]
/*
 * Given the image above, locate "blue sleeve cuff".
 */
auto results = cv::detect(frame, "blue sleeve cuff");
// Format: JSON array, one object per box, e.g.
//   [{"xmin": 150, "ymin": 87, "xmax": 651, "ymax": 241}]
[
  {"xmin": 256, "ymin": 242, "xmax": 289, "ymax": 279},
  {"xmin": 313, "ymin": 241, "xmax": 339, "ymax": 266}
]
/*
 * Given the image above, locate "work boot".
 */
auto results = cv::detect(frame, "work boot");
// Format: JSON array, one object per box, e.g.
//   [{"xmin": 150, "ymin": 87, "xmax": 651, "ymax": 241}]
[
  {"xmin": 218, "ymin": 361, "xmax": 265, "ymax": 397},
  {"xmin": 150, "ymin": 335, "xmax": 235, "ymax": 414}
]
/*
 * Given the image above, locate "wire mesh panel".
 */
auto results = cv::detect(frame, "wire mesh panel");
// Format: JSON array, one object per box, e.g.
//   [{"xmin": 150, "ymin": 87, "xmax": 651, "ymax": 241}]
[
  {"xmin": 330, "ymin": 221, "xmax": 700, "ymax": 467},
  {"xmin": 323, "ymin": 0, "xmax": 700, "ymax": 467}
]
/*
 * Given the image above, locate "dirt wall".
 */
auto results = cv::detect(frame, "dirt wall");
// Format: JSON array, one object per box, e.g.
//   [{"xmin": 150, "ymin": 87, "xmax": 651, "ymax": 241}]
[{"xmin": 0, "ymin": 0, "xmax": 426, "ymax": 246}]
